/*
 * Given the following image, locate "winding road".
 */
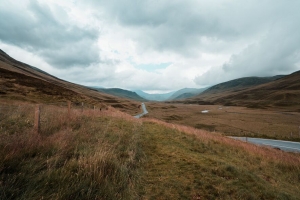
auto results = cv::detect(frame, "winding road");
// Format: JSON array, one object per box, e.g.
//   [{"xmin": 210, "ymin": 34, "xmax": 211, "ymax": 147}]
[
  {"xmin": 230, "ymin": 137, "xmax": 300, "ymax": 153},
  {"xmin": 134, "ymin": 103, "xmax": 148, "ymax": 118}
]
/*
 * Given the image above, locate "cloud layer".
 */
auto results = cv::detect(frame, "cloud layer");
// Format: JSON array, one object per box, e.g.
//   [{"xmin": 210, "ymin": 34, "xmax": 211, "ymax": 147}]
[
  {"xmin": 0, "ymin": 1, "xmax": 100, "ymax": 68},
  {"xmin": 1, "ymin": 0, "xmax": 300, "ymax": 92}
]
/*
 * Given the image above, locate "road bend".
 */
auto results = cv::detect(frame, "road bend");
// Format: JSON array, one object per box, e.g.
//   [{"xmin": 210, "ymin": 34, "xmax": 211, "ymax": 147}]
[{"xmin": 134, "ymin": 103, "xmax": 149, "ymax": 119}]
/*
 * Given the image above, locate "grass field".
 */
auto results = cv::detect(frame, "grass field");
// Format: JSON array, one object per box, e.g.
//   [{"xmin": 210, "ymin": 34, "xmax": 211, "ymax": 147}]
[
  {"xmin": 1, "ymin": 102, "xmax": 300, "ymax": 199},
  {"xmin": 140, "ymin": 119, "xmax": 300, "ymax": 199},
  {"xmin": 146, "ymin": 103, "xmax": 300, "ymax": 141},
  {"xmin": 0, "ymin": 103, "xmax": 143, "ymax": 199}
]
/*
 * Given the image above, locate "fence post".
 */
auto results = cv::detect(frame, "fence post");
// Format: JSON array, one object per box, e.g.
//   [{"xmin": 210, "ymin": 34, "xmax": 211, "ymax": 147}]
[
  {"xmin": 68, "ymin": 101, "xmax": 71, "ymax": 118},
  {"xmin": 34, "ymin": 105, "xmax": 40, "ymax": 134},
  {"xmin": 81, "ymin": 102, "xmax": 84, "ymax": 112}
]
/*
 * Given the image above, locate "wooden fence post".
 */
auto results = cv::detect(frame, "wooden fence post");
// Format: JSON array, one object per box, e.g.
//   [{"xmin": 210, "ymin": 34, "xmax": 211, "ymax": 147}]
[
  {"xmin": 34, "ymin": 105, "xmax": 40, "ymax": 134},
  {"xmin": 68, "ymin": 101, "xmax": 71, "ymax": 117}
]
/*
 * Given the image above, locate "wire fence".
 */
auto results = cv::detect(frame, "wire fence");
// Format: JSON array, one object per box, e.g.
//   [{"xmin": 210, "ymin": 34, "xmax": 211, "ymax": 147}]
[{"xmin": 0, "ymin": 101, "xmax": 121, "ymax": 135}]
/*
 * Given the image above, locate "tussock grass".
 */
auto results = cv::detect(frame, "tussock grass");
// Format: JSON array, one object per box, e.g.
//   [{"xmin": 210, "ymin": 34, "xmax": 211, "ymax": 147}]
[
  {"xmin": 1, "ymin": 102, "xmax": 300, "ymax": 199},
  {"xmin": 141, "ymin": 118, "xmax": 300, "ymax": 199},
  {"xmin": 0, "ymin": 103, "xmax": 143, "ymax": 199},
  {"xmin": 144, "ymin": 118, "xmax": 300, "ymax": 166}
]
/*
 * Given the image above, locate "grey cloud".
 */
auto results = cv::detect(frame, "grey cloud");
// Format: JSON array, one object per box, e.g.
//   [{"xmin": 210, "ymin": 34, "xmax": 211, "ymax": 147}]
[
  {"xmin": 41, "ymin": 40, "xmax": 99, "ymax": 67},
  {"xmin": 87, "ymin": 0, "xmax": 290, "ymax": 55},
  {"xmin": 85, "ymin": 0, "xmax": 237, "ymax": 54},
  {"xmin": 84, "ymin": 0, "xmax": 300, "ymax": 68},
  {"xmin": 195, "ymin": 22, "xmax": 300, "ymax": 85},
  {"xmin": 0, "ymin": 1, "xmax": 100, "ymax": 68},
  {"xmin": 2, "ymin": 0, "xmax": 300, "ymax": 92}
]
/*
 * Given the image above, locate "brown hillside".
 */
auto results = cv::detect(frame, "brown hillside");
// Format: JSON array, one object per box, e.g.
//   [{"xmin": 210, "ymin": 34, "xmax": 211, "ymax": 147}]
[
  {"xmin": 0, "ymin": 49, "xmax": 140, "ymax": 114},
  {"xmin": 185, "ymin": 71, "xmax": 300, "ymax": 110}
]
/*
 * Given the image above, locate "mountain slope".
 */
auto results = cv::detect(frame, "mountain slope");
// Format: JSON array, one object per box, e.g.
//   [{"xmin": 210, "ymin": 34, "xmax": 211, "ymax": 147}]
[
  {"xmin": 0, "ymin": 49, "xmax": 140, "ymax": 114},
  {"xmin": 91, "ymin": 87, "xmax": 146, "ymax": 101},
  {"xmin": 187, "ymin": 71, "xmax": 300, "ymax": 110},
  {"xmin": 202, "ymin": 76, "xmax": 284, "ymax": 95}
]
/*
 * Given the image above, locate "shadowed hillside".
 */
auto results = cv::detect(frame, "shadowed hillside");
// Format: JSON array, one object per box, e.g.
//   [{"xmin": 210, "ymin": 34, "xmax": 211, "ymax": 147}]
[
  {"xmin": 0, "ymin": 49, "xmax": 140, "ymax": 114},
  {"xmin": 202, "ymin": 76, "xmax": 284, "ymax": 95},
  {"xmin": 183, "ymin": 72, "xmax": 300, "ymax": 110},
  {"xmin": 91, "ymin": 87, "xmax": 146, "ymax": 101}
]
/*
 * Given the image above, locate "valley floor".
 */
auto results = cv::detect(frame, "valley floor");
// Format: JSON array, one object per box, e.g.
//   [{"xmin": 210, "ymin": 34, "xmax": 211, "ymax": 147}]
[{"xmin": 146, "ymin": 103, "xmax": 300, "ymax": 142}]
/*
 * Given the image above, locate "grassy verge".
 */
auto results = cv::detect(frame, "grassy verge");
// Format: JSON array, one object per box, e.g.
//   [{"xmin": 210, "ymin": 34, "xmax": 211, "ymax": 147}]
[{"xmin": 139, "ymin": 119, "xmax": 300, "ymax": 199}]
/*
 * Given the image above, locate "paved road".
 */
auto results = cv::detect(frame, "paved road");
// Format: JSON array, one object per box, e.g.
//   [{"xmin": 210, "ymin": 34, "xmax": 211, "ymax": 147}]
[
  {"xmin": 134, "ymin": 103, "xmax": 148, "ymax": 118},
  {"xmin": 230, "ymin": 137, "xmax": 300, "ymax": 153}
]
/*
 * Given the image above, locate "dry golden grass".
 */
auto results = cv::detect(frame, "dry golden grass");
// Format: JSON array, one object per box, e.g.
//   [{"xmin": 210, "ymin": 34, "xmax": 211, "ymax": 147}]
[
  {"xmin": 0, "ymin": 102, "xmax": 143, "ymax": 199},
  {"xmin": 140, "ymin": 118, "xmax": 300, "ymax": 199},
  {"xmin": 143, "ymin": 118, "xmax": 300, "ymax": 166},
  {"xmin": 146, "ymin": 102, "xmax": 300, "ymax": 141},
  {"xmin": 1, "ymin": 101, "xmax": 300, "ymax": 199}
]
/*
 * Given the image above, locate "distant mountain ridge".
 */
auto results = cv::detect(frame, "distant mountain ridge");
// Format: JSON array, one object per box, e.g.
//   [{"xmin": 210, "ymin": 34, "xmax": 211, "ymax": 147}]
[
  {"xmin": 90, "ymin": 87, "xmax": 146, "ymax": 101},
  {"xmin": 135, "ymin": 90, "xmax": 176, "ymax": 101},
  {"xmin": 168, "ymin": 87, "xmax": 208, "ymax": 100},
  {"xmin": 184, "ymin": 72, "xmax": 300, "ymax": 110},
  {"xmin": 134, "ymin": 88, "xmax": 209, "ymax": 101}
]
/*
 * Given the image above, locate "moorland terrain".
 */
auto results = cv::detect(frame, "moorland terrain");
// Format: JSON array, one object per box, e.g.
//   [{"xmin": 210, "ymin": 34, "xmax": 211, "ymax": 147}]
[
  {"xmin": 180, "ymin": 71, "xmax": 300, "ymax": 111},
  {"xmin": 148, "ymin": 70, "xmax": 300, "ymax": 142},
  {"xmin": 91, "ymin": 87, "xmax": 146, "ymax": 102},
  {"xmin": 146, "ymin": 103, "xmax": 300, "ymax": 141},
  {"xmin": 1, "ymin": 49, "xmax": 300, "ymax": 199},
  {"xmin": 0, "ymin": 49, "xmax": 141, "ymax": 115}
]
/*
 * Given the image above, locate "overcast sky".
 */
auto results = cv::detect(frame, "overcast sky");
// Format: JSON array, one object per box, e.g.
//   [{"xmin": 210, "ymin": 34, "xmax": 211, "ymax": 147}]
[{"xmin": 1, "ymin": 0, "xmax": 300, "ymax": 93}]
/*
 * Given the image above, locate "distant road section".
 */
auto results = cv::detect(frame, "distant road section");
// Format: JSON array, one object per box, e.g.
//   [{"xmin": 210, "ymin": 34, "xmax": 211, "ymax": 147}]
[
  {"xmin": 230, "ymin": 137, "xmax": 300, "ymax": 153},
  {"xmin": 134, "ymin": 103, "xmax": 148, "ymax": 118}
]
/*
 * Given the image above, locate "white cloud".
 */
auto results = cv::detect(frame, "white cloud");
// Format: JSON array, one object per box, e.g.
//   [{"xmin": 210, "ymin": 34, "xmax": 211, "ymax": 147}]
[{"xmin": 1, "ymin": 0, "xmax": 300, "ymax": 93}]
